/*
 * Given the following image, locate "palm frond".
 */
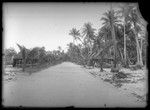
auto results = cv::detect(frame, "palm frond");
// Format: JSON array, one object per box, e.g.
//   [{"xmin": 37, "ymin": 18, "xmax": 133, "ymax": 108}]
[
  {"xmin": 16, "ymin": 43, "xmax": 23, "ymax": 51},
  {"xmin": 101, "ymin": 17, "xmax": 109, "ymax": 23}
]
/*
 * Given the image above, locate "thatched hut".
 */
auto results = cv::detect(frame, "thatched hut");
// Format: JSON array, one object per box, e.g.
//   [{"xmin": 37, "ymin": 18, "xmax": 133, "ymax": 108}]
[
  {"xmin": 88, "ymin": 51, "xmax": 114, "ymax": 68},
  {"xmin": 12, "ymin": 53, "xmax": 22, "ymax": 67}
]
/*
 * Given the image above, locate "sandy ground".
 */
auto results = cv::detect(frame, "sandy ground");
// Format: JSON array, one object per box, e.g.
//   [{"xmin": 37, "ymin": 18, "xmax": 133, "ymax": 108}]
[
  {"xmin": 85, "ymin": 67, "xmax": 147, "ymax": 103},
  {"xmin": 3, "ymin": 62, "xmax": 146, "ymax": 107}
]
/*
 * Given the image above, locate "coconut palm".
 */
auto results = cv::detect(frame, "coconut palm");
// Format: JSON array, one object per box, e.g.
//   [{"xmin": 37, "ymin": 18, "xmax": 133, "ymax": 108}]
[
  {"xmin": 101, "ymin": 9, "xmax": 121, "ymax": 70},
  {"xmin": 81, "ymin": 22, "xmax": 96, "ymax": 65},
  {"xmin": 69, "ymin": 28, "xmax": 81, "ymax": 45},
  {"xmin": 69, "ymin": 28, "xmax": 87, "ymax": 64},
  {"xmin": 117, "ymin": 3, "xmax": 140, "ymax": 67},
  {"xmin": 17, "ymin": 43, "xmax": 27, "ymax": 72},
  {"xmin": 117, "ymin": 4, "xmax": 129, "ymax": 67},
  {"xmin": 82, "ymin": 22, "xmax": 96, "ymax": 46},
  {"xmin": 89, "ymin": 34, "xmax": 114, "ymax": 71},
  {"xmin": 100, "ymin": 25, "xmax": 112, "ymax": 42},
  {"xmin": 128, "ymin": 5, "xmax": 145, "ymax": 67}
]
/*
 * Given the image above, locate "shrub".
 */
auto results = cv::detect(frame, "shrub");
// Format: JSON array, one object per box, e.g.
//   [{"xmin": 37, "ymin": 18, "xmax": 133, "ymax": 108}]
[
  {"xmin": 110, "ymin": 67, "xmax": 119, "ymax": 73},
  {"xmin": 114, "ymin": 71, "xmax": 127, "ymax": 79}
]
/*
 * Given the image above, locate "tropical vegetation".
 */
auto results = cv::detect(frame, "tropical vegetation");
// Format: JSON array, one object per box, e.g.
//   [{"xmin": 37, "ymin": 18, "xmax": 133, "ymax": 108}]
[{"xmin": 4, "ymin": 3, "xmax": 147, "ymax": 74}]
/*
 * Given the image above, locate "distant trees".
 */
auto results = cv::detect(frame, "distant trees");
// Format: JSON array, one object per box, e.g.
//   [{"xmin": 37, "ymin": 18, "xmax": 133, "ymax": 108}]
[
  {"xmin": 67, "ymin": 43, "xmax": 81, "ymax": 64},
  {"xmin": 4, "ymin": 47, "xmax": 17, "ymax": 65},
  {"xmin": 27, "ymin": 47, "xmax": 40, "ymax": 67},
  {"xmin": 4, "ymin": 43, "xmax": 69, "ymax": 72}
]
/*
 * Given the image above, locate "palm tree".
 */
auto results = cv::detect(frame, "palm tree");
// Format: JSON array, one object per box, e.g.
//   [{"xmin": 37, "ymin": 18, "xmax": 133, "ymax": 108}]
[
  {"xmin": 82, "ymin": 22, "xmax": 96, "ymax": 65},
  {"xmin": 128, "ymin": 5, "xmax": 144, "ymax": 67},
  {"xmin": 117, "ymin": 3, "xmax": 140, "ymax": 68},
  {"xmin": 100, "ymin": 25, "xmax": 112, "ymax": 42},
  {"xmin": 17, "ymin": 43, "xmax": 27, "ymax": 72},
  {"xmin": 101, "ymin": 9, "xmax": 121, "ymax": 70},
  {"xmin": 117, "ymin": 4, "xmax": 128, "ymax": 67},
  {"xmin": 69, "ymin": 28, "xmax": 86, "ymax": 64},
  {"xmin": 89, "ymin": 34, "xmax": 114, "ymax": 71},
  {"xmin": 82, "ymin": 22, "xmax": 96, "ymax": 47},
  {"xmin": 69, "ymin": 28, "xmax": 81, "ymax": 45}
]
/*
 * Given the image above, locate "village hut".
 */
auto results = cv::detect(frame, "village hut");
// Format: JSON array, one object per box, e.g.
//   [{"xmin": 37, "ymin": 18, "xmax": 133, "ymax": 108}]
[
  {"xmin": 12, "ymin": 53, "xmax": 22, "ymax": 67},
  {"xmin": 88, "ymin": 49, "xmax": 114, "ymax": 68}
]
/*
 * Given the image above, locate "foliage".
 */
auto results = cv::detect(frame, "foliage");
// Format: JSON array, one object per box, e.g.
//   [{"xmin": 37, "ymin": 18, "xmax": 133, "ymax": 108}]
[
  {"xmin": 67, "ymin": 3, "xmax": 147, "ymax": 71},
  {"xmin": 4, "ymin": 48, "xmax": 17, "ymax": 65},
  {"xmin": 5, "ymin": 3, "xmax": 147, "ymax": 73}
]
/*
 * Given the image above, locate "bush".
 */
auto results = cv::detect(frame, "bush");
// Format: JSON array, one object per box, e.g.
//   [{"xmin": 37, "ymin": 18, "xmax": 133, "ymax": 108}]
[
  {"xmin": 114, "ymin": 71, "xmax": 127, "ymax": 79},
  {"xmin": 103, "ymin": 63, "xmax": 112, "ymax": 68},
  {"xmin": 110, "ymin": 67, "xmax": 119, "ymax": 73},
  {"xmin": 130, "ymin": 64, "xmax": 143, "ymax": 70}
]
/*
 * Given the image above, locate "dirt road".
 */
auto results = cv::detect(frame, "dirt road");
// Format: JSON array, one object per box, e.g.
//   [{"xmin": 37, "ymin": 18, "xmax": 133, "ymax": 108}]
[{"xmin": 3, "ymin": 62, "xmax": 146, "ymax": 107}]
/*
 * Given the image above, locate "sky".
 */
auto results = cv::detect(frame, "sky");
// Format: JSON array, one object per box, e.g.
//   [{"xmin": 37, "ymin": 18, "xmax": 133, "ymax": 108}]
[{"xmin": 3, "ymin": 3, "xmax": 121, "ymax": 53}]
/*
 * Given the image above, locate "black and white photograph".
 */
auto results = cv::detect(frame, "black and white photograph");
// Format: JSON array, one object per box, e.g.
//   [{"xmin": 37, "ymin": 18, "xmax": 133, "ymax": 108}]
[{"xmin": 2, "ymin": 2, "xmax": 148, "ymax": 108}]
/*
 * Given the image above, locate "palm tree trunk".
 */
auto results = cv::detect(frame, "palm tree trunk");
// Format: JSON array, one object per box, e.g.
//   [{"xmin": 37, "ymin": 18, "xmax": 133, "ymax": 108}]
[
  {"xmin": 22, "ymin": 48, "xmax": 26, "ymax": 72},
  {"xmin": 118, "ymin": 47, "xmax": 124, "ymax": 66},
  {"xmin": 139, "ymin": 39, "xmax": 143, "ymax": 66},
  {"xmin": 22, "ymin": 59, "xmax": 25, "ymax": 72},
  {"xmin": 135, "ymin": 33, "xmax": 140, "ymax": 66},
  {"xmin": 133, "ymin": 23, "xmax": 143, "ymax": 67},
  {"xmin": 126, "ymin": 52, "xmax": 132, "ymax": 65},
  {"xmin": 123, "ymin": 23, "xmax": 127, "ymax": 66},
  {"xmin": 110, "ymin": 3, "xmax": 117, "ymax": 69},
  {"xmin": 100, "ymin": 58, "xmax": 104, "ymax": 72},
  {"xmin": 112, "ymin": 25, "xmax": 117, "ymax": 69}
]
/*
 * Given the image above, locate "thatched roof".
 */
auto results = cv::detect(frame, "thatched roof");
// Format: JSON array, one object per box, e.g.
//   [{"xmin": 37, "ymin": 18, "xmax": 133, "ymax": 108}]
[{"xmin": 89, "ymin": 50, "xmax": 113, "ymax": 60}]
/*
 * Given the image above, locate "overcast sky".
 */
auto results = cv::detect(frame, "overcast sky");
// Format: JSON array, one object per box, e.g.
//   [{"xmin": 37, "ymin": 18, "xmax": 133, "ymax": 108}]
[{"xmin": 3, "ymin": 3, "xmax": 121, "ymax": 52}]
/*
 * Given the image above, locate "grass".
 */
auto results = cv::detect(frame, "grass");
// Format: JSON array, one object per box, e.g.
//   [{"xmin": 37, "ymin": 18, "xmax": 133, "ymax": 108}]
[
  {"xmin": 24, "ymin": 61, "xmax": 64, "ymax": 74},
  {"xmin": 4, "ymin": 61, "xmax": 64, "ymax": 75},
  {"xmin": 3, "ymin": 61, "xmax": 64, "ymax": 83}
]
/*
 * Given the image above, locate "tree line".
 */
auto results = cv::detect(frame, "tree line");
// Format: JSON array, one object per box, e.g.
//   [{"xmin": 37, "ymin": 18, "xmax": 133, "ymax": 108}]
[
  {"xmin": 4, "ymin": 44, "xmax": 70, "ymax": 72},
  {"xmin": 4, "ymin": 3, "xmax": 147, "ymax": 73}
]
